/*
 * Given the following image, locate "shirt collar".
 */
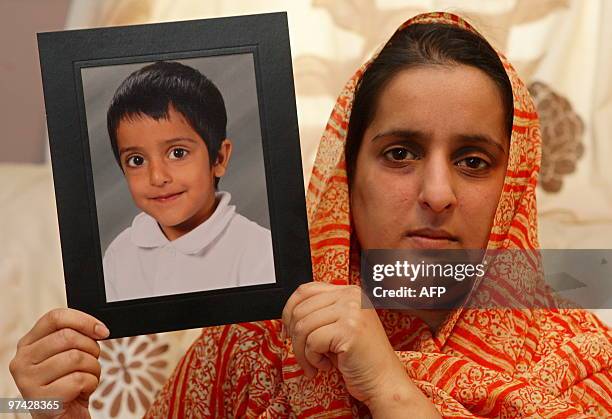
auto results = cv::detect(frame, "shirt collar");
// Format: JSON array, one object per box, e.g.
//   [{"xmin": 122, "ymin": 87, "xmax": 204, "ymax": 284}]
[{"xmin": 130, "ymin": 191, "xmax": 235, "ymax": 254}]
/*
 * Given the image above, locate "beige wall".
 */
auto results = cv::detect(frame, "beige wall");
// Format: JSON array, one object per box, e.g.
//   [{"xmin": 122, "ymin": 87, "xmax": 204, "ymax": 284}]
[{"xmin": 0, "ymin": 0, "xmax": 71, "ymax": 163}]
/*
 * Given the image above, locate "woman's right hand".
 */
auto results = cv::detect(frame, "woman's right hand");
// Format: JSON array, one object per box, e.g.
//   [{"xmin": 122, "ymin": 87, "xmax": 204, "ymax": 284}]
[{"xmin": 9, "ymin": 308, "xmax": 110, "ymax": 419}]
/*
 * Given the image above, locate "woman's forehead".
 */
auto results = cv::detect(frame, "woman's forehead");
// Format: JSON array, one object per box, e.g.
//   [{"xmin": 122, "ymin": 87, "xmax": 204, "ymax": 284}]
[{"xmin": 364, "ymin": 65, "xmax": 509, "ymax": 148}]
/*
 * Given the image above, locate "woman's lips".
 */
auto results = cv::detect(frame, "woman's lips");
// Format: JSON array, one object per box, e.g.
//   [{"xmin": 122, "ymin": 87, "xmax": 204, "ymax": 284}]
[
  {"xmin": 150, "ymin": 191, "xmax": 185, "ymax": 203},
  {"xmin": 404, "ymin": 228, "xmax": 459, "ymax": 249},
  {"xmin": 404, "ymin": 235, "xmax": 458, "ymax": 249}
]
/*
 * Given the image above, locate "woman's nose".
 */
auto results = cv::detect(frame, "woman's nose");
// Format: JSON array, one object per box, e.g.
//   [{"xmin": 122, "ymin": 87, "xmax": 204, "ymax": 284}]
[
  {"xmin": 417, "ymin": 160, "xmax": 457, "ymax": 213},
  {"xmin": 148, "ymin": 159, "xmax": 171, "ymax": 186}
]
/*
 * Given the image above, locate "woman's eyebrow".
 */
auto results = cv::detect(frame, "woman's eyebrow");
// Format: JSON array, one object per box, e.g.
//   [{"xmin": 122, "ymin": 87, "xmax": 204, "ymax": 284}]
[
  {"xmin": 371, "ymin": 129, "xmax": 426, "ymax": 142},
  {"xmin": 455, "ymin": 134, "xmax": 506, "ymax": 154}
]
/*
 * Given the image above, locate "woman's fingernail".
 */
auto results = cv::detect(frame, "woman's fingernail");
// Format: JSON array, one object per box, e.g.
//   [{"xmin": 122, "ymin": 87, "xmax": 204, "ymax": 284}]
[
  {"xmin": 280, "ymin": 324, "xmax": 286, "ymax": 340},
  {"xmin": 94, "ymin": 323, "xmax": 110, "ymax": 338}
]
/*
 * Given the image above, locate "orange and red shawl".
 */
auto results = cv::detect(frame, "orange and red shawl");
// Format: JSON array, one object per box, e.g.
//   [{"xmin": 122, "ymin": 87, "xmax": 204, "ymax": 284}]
[{"xmin": 146, "ymin": 12, "xmax": 612, "ymax": 418}]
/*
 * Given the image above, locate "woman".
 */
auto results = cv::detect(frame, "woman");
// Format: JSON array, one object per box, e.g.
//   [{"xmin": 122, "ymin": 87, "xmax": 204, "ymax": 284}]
[{"xmin": 10, "ymin": 12, "xmax": 611, "ymax": 418}]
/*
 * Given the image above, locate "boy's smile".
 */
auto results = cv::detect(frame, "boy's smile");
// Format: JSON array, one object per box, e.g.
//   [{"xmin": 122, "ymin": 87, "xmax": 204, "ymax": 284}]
[
  {"xmin": 116, "ymin": 105, "xmax": 232, "ymax": 240},
  {"xmin": 150, "ymin": 191, "xmax": 185, "ymax": 202}
]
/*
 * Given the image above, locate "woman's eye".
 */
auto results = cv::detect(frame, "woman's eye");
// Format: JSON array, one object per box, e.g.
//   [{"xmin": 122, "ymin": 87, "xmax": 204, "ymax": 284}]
[
  {"xmin": 457, "ymin": 156, "xmax": 489, "ymax": 170},
  {"xmin": 169, "ymin": 148, "xmax": 189, "ymax": 160},
  {"xmin": 383, "ymin": 147, "xmax": 417, "ymax": 162},
  {"xmin": 126, "ymin": 155, "xmax": 145, "ymax": 167}
]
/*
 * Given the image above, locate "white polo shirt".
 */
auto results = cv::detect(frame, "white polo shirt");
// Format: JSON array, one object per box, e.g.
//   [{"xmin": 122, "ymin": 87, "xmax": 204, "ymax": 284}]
[{"xmin": 103, "ymin": 191, "xmax": 275, "ymax": 302}]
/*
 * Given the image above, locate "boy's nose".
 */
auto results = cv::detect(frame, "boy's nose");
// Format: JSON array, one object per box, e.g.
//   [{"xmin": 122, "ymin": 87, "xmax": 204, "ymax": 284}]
[{"xmin": 148, "ymin": 161, "xmax": 171, "ymax": 186}]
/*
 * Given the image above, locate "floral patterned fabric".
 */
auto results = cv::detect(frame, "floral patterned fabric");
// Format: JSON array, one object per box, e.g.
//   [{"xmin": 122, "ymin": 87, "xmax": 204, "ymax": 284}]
[
  {"xmin": 145, "ymin": 12, "xmax": 612, "ymax": 418},
  {"xmin": 528, "ymin": 81, "xmax": 585, "ymax": 194},
  {"xmin": 93, "ymin": 335, "xmax": 172, "ymax": 416}
]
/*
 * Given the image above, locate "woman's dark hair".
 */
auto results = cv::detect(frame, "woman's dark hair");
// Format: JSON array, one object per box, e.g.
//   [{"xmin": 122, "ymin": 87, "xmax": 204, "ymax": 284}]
[
  {"xmin": 107, "ymin": 61, "xmax": 227, "ymax": 167},
  {"xmin": 345, "ymin": 23, "xmax": 514, "ymax": 183}
]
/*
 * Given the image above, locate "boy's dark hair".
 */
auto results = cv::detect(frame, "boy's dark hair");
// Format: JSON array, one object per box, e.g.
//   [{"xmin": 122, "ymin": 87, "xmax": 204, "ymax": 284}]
[
  {"xmin": 107, "ymin": 61, "xmax": 227, "ymax": 173},
  {"xmin": 345, "ymin": 23, "xmax": 514, "ymax": 184}
]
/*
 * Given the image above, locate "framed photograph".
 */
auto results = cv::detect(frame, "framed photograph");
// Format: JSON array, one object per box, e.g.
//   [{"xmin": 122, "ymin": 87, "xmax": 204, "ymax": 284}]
[{"xmin": 37, "ymin": 12, "xmax": 311, "ymax": 338}]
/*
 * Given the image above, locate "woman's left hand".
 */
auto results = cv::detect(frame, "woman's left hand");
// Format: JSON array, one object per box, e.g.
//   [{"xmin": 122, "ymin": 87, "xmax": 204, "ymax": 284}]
[{"xmin": 281, "ymin": 282, "xmax": 441, "ymax": 418}]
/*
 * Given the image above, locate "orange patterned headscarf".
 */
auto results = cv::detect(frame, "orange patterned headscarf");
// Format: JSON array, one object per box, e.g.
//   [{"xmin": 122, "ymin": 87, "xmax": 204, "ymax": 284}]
[
  {"xmin": 147, "ymin": 12, "xmax": 611, "ymax": 418},
  {"xmin": 307, "ymin": 11, "xmax": 540, "ymax": 278},
  {"xmin": 305, "ymin": 8, "xmax": 544, "ymax": 353}
]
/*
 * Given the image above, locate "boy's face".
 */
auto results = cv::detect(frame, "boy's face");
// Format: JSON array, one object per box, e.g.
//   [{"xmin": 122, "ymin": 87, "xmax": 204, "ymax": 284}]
[{"xmin": 116, "ymin": 105, "xmax": 231, "ymax": 240}]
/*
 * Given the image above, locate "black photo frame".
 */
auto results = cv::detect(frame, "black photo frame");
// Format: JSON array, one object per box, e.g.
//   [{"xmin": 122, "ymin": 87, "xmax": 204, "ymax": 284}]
[{"xmin": 37, "ymin": 12, "xmax": 311, "ymax": 338}]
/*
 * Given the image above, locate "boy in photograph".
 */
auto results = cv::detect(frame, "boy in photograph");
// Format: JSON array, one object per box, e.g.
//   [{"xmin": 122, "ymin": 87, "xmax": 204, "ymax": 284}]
[{"xmin": 103, "ymin": 61, "xmax": 275, "ymax": 302}]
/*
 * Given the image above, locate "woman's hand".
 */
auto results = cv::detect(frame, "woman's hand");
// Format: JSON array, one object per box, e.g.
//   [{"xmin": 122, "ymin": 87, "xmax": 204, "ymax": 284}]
[
  {"xmin": 9, "ymin": 308, "xmax": 109, "ymax": 419},
  {"xmin": 282, "ymin": 282, "xmax": 440, "ymax": 418}
]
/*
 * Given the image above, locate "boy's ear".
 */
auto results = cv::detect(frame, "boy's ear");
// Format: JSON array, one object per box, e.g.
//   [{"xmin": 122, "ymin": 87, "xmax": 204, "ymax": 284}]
[{"xmin": 212, "ymin": 139, "xmax": 233, "ymax": 178}]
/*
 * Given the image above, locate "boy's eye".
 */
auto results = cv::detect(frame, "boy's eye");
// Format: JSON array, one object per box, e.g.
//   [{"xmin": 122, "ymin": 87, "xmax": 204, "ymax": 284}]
[
  {"xmin": 126, "ymin": 155, "xmax": 145, "ymax": 167},
  {"xmin": 383, "ymin": 146, "xmax": 418, "ymax": 162},
  {"xmin": 456, "ymin": 156, "xmax": 489, "ymax": 170},
  {"xmin": 169, "ymin": 148, "xmax": 189, "ymax": 160}
]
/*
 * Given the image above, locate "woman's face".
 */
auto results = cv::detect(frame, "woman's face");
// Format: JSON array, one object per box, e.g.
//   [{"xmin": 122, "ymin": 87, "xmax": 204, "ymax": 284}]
[{"xmin": 351, "ymin": 64, "xmax": 510, "ymax": 250}]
